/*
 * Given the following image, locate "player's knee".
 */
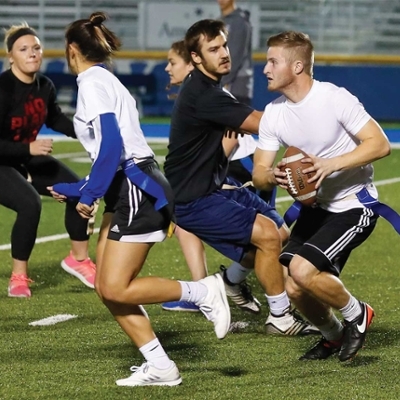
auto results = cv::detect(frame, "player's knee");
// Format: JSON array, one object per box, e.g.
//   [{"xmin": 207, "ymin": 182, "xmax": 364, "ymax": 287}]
[
  {"xmin": 17, "ymin": 193, "xmax": 42, "ymax": 218},
  {"xmin": 100, "ymin": 286, "xmax": 122, "ymax": 303},
  {"xmin": 97, "ymin": 279, "xmax": 124, "ymax": 303},
  {"xmin": 251, "ymin": 214, "xmax": 281, "ymax": 250},
  {"xmin": 285, "ymin": 275, "xmax": 304, "ymax": 303},
  {"xmin": 100, "ymin": 282, "xmax": 140, "ymax": 305},
  {"xmin": 288, "ymin": 255, "xmax": 315, "ymax": 289}
]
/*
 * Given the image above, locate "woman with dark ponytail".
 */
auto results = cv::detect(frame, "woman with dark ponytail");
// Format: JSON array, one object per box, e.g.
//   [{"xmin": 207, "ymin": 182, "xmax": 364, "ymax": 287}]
[{"xmin": 48, "ymin": 12, "xmax": 230, "ymax": 387}]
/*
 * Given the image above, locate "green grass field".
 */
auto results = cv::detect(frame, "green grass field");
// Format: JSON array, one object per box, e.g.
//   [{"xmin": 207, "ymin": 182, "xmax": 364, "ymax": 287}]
[{"xmin": 1, "ymin": 140, "xmax": 400, "ymax": 400}]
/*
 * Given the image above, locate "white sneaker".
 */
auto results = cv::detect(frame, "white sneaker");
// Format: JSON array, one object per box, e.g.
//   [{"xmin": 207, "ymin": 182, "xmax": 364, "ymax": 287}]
[
  {"xmin": 265, "ymin": 309, "xmax": 320, "ymax": 336},
  {"xmin": 115, "ymin": 361, "xmax": 182, "ymax": 387},
  {"xmin": 196, "ymin": 274, "xmax": 231, "ymax": 339}
]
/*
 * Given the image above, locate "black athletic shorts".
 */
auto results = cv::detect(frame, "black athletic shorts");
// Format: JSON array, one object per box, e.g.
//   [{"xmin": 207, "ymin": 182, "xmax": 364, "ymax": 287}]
[
  {"xmin": 279, "ymin": 206, "xmax": 378, "ymax": 276},
  {"xmin": 103, "ymin": 159, "xmax": 174, "ymax": 242}
]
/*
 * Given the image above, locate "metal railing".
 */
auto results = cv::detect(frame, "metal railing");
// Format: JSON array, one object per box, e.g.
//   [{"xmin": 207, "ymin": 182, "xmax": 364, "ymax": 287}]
[{"xmin": 1, "ymin": 0, "xmax": 400, "ymax": 54}]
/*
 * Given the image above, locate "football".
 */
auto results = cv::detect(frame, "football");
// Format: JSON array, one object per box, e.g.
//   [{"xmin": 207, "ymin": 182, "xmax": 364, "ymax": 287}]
[{"xmin": 280, "ymin": 146, "xmax": 317, "ymax": 206}]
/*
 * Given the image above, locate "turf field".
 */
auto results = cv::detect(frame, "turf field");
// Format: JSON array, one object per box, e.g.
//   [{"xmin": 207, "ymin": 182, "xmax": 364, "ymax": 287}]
[{"xmin": 1, "ymin": 140, "xmax": 400, "ymax": 400}]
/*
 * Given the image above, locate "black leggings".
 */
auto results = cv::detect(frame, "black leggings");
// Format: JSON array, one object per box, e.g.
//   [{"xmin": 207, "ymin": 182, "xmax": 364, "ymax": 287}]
[{"xmin": 0, "ymin": 156, "xmax": 89, "ymax": 261}]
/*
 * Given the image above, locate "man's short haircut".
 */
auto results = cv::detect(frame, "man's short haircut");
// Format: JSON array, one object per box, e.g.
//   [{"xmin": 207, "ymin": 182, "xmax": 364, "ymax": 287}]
[
  {"xmin": 185, "ymin": 19, "xmax": 228, "ymax": 56},
  {"xmin": 267, "ymin": 31, "xmax": 314, "ymax": 76}
]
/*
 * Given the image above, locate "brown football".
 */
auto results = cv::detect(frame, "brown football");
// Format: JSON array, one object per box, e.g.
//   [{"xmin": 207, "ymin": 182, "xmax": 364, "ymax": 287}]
[{"xmin": 280, "ymin": 146, "xmax": 317, "ymax": 206}]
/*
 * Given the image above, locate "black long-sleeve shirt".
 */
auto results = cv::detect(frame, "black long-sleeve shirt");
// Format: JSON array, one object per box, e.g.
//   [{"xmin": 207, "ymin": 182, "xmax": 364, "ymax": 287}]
[{"xmin": 0, "ymin": 69, "xmax": 76, "ymax": 165}]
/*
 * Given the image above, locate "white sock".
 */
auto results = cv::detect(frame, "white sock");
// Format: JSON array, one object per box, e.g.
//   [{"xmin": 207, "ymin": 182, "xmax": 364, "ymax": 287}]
[
  {"xmin": 265, "ymin": 292, "xmax": 290, "ymax": 316},
  {"xmin": 340, "ymin": 296, "xmax": 362, "ymax": 322},
  {"xmin": 225, "ymin": 262, "xmax": 252, "ymax": 284},
  {"xmin": 317, "ymin": 316, "xmax": 344, "ymax": 341},
  {"xmin": 139, "ymin": 337, "xmax": 172, "ymax": 370},
  {"xmin": 179, "ymin": 281, "xmax": 208, "ymax": 303}
]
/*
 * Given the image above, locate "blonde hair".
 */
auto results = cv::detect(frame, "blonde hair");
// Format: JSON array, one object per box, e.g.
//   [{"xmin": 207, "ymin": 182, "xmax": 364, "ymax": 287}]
[
  {"xmin": 267, "ymin": 31, "xmax": 314, "ymax": 76},
  {"xmin": 4, "ymin": 22, "xmax": 38, "ymax": 52}
]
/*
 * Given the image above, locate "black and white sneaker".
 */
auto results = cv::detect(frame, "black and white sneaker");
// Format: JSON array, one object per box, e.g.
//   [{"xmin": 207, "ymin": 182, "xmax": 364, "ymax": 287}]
[
  {"xmin": 338, "ymin": 301, "xmax": 374, "ymax": 362},
  {"xmin": 220, "ymin": 265, "xmax": 261, "ymax": 314},
  {"xmin": 265, "ymin": 309, "xmax": 320, "ymax": 336}
]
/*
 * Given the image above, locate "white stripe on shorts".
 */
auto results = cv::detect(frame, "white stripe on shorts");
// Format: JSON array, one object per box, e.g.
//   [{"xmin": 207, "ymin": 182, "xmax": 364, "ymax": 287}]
[
  {"xmin": 126, "ymin": 177, "xmax": 142, "ymax": 226},
  {"xmin": 324, "ymin": 207, "xmax": 374, "ymax": 259},
  {"xmin": 120, "ymin": 229, "xmax": 167, "ymax": 243}
]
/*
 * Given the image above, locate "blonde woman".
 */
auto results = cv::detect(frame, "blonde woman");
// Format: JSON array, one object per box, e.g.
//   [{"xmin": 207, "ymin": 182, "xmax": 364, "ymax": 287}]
[{"xmin": 0, "ymin": 23, "xmax": 95, "ymax": 297}]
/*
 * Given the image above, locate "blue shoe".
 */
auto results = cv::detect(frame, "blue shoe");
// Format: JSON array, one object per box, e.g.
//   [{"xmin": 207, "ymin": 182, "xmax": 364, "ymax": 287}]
[{"xmin": 161, "ymin": 301, "xmax": 200, "ymax": 312}]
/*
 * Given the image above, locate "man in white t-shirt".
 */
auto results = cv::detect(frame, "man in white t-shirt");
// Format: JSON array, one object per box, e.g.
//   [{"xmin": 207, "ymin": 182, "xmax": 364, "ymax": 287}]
[{"xmin": 252, "ymin": 30, "xmax": 391, "ymax": 362}]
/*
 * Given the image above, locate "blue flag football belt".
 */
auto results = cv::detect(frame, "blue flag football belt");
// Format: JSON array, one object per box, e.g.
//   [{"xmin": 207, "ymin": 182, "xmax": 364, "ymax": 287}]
[
  {"xmin": 121, "ymin": 159, "xmax": 168, "ymax": 211},
  {"xmin": 239, "ymin": 156, "xmax": 254, "ymax": 174},
  {"xmin": 283, "ymin": 200, "xmax": 303, "ymax": 227},
  {"xmin": 283, "ymin": 187, "xmax": 400, "ymax": 234}
]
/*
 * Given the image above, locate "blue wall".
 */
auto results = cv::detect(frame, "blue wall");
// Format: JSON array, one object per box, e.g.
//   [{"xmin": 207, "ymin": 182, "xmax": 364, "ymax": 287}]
[
  {"xmin": 252, "ymin": 63, "xmax": 400, "ymax": 121},
  {"xmin": 36, "ymin": 59, "xmax": 400, "ymax": 121}
]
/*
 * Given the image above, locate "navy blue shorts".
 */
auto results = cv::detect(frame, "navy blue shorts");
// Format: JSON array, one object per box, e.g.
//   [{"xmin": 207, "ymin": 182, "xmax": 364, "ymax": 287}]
[{"xmin": 175, "ymin": 177, "xmax": 284, "ymax": 262}]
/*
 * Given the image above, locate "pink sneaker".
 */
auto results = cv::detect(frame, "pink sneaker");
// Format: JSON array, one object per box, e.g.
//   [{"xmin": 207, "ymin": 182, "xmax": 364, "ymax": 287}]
[
  {"xmin": 8, "ymin": 273, "xmax": 33, "ymax": 298},
  {"xmin": 61, "ymin": 252, "xmax": 96, "ymax": 289}
]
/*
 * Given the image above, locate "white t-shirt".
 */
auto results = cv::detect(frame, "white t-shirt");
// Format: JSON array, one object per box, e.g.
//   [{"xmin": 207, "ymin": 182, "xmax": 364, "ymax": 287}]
[
  {"xmin": 230, "ymin": 134, "xmax": 258, "ymax": 161},
  {"xmin": 74, "ymin": 66, "xmax": 154, "ymax": 163},
  {"xmin": 258, "ymin": 80, "xmax": 377, "ymax": 212}
]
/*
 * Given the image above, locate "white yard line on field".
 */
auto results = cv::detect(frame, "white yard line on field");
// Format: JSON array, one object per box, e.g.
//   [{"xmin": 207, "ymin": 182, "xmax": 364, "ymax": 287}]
[
  {"xmin": 55, "ymin": 151, "xmax": 88, "ymax": 159},
  {"xmin": 0, "ymin": 229, "xmax": 100, "ymax": 251},
  {"xmin": 29, "ymin": 314, "xmax": 78, "ymax": 326}
]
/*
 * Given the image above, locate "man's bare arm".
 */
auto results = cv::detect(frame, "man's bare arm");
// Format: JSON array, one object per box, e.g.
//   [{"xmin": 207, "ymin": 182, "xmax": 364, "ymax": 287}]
[{"xmin": 252, "ymin": 147, "xmax": 279, "ymax": 191}]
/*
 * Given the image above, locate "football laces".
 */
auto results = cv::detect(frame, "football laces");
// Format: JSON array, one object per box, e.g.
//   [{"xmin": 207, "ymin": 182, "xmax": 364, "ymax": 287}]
[{"xmin": 284, "ymin": 168, "xmax": 298, "ymax": 195}]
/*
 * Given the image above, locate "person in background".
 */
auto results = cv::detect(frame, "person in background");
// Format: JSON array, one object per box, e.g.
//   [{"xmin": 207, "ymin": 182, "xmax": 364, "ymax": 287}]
[
  {"xmin": 253, "ymin": 30, "xmax": 390, "ymax": 361},
  {"xmin": 49, "ymin": 12, "xmax": 230, "ymax": 387},
  {"xmin": 217, "ymin": 0, "xmax": 253, "ymax": 106},
  {"xmin": 162, "ymin": 40, "xmax": 263, "ymax": 315},
  {"xmin": 0, "ymin": 22, "xmax": 95, "ymax": 297}
]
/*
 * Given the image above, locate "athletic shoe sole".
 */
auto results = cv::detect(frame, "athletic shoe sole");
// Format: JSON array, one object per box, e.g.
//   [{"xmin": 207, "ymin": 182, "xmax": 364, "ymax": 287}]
[
  {"xmin": 60, "ymin": 260, "xmax": 95, "ymax": 289},
  {"xmin": 116, "ymin": 377, "xmax": 182, "ymax": 387}
]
